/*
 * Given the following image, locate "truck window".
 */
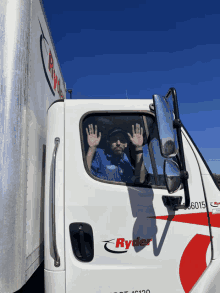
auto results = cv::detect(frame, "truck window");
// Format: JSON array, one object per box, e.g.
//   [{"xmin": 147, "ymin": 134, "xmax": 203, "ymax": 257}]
[{"xmin": 81, "ymin": 112, "xmax": 180, "ymax": 188}]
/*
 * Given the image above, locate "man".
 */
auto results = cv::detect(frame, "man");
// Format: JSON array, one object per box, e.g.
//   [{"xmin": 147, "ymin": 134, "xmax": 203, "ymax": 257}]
[{"xmin": 86, "ymin": 123, "xmax": 146, "ymax": 183}]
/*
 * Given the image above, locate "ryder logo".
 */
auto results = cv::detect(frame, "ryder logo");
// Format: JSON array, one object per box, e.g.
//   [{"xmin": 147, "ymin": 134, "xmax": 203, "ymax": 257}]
[
  {"xmin": 103, "ymin": 237, "xmax": 152, "ymax": 254},
  {"xmin": 39, "ymin": 20, "xmax": 64, "ymax": 99},
  {"xmin": 48, "ymin": 49, "xmax": 64, "ymax": 98},
  {"xmin": 210, "ymin": 202, "xmax": 220, "ymax": 207}
]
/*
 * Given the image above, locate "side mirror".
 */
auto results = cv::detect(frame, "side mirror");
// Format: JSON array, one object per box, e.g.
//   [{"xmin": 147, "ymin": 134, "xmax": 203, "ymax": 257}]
[
  {"xmin": 154, "ymin": 88, "xmax": 190, "ymax": 210},
  {"xmin": 153, "ymin": 94, "xmax": 178, "ymax": 158},
  {"xmin": 163, "ymin": 159, "xmax": 181, "ymax": 194}
]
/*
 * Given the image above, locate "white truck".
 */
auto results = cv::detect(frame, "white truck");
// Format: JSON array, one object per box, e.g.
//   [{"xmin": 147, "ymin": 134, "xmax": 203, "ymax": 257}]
[
  {"xmin": 44, "ymin": 90, "xmax": 220, "ymax": 293},
  {"xmin": 1, "ymin": 1, "xmax": 220, "ymax": 293},
  {"xmin": 0, "ymin": 0, "xmax": 66, "ymax": 292}
]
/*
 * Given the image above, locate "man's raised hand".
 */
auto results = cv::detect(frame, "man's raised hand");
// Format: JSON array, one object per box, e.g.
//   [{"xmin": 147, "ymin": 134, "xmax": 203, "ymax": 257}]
[
  {"xmin": 86, "ymin": 124, "xmax": 101, "ymax": 148},
  {"xmin": 127, "ymin": 123, "xmax": 143, "ymax": 148}
]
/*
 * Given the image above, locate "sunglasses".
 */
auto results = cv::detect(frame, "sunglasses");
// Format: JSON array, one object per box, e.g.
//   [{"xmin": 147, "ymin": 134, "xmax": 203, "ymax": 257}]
[{"xmin": 109, "ymin": 136, "xmax": 127, "ymax": 144}]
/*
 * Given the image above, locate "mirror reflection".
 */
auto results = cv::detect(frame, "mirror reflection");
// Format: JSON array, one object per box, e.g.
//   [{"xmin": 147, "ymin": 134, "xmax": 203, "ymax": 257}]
[{"xmin": 153, "ymin": 95, "xmax": 178, "ymax": 158}]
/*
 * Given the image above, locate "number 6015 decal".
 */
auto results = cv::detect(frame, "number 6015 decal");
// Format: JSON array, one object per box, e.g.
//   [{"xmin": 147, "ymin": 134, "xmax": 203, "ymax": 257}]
[{"xmin": 188, "ymin": 201, "xmax": 206, "ymax": 209}]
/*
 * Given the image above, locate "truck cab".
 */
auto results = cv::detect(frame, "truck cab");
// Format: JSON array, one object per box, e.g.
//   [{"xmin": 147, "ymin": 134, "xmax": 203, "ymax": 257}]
[{"xmin": 44, "ymin": 89, "xmax": 220, "ymax": 293}]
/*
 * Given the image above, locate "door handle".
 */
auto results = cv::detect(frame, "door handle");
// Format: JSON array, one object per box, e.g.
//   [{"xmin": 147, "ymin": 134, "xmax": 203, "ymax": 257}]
[
  {"xmin": 69, "ymin": 223, "xmax": 94, "ymax": 262},
  {"xmin": 79, "ymin": 229, "xmax": 87, "ymax": 259},
  {"xmin": 51, "ymin": 137, "xmax": 60, "ymax": 267}
]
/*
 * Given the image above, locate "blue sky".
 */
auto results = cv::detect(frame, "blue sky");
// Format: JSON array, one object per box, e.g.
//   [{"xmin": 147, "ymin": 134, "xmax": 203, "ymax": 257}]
[{"xmin": 43, "ymin": 0, "xmax": 220, "ymax": 174}]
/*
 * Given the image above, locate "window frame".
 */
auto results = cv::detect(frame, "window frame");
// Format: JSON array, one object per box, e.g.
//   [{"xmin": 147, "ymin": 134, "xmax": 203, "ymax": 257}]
[{"xmin": 80, "ymin": 110, "xmax": 171, "ymax": 189}]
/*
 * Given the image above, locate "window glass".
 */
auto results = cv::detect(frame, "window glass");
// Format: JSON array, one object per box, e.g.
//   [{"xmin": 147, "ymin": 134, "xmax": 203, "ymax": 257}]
[{"xmin": 82, "ymin": 113, "xmax": 179, "ymax": 188}]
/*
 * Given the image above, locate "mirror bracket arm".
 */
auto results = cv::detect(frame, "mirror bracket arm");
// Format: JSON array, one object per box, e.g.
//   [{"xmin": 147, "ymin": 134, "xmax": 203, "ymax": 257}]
[
  {"xmin": 180, "ymin": 170, "xmax": 189, "ymax": 180},
  {"xmin": 163, "ymin": 87, "xmax": 190, "ymax": 211},
  {"xmin": 173, "ymin": 119, "xmax": 182, "ymax": 129}
]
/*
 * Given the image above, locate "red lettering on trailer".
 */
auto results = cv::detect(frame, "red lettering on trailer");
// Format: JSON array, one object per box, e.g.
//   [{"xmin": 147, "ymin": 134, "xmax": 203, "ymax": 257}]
[
  {"xmin": 53, "ymin": 70, "xmax": 58, "ymax": 90},
  {"xmin": 116, "ymin": 238, "xmax": 125, "ymax": 248},
  {"xmin": 125, "ymin": 240, "xmax": 132, "ymax": 249},
  {"xmin": 115, "ymin": 238, "xmax": 152, "ymax": 249},
  {"xmin": 132, "ymin": 238, "xmax": 138, "ymax": 246},
  {"xmin": 57, "ymin": 79, "xmax": 60, "ymax": 94},
  {"xmin": 48, "ymin": 50, "xmax": 53, "ymax": 73},
  {"xmin": 48, "ymin": 49, "xmax": 64, "ymax": 99},
  {"xmin": 140, "ymin": 239, "xmax": 148, "ymax": 246}
]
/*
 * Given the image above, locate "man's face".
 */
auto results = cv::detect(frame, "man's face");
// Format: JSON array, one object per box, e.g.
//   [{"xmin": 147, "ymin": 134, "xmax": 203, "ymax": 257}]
[{"xmin": 109, "ymin": 133, "xmax": 128, "ymax": 156}]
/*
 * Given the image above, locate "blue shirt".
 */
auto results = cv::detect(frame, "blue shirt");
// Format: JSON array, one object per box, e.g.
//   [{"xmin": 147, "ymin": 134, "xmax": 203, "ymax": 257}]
[{"xmin": 90, "ymin": 148, "xmax": 134, "ymax": 183}]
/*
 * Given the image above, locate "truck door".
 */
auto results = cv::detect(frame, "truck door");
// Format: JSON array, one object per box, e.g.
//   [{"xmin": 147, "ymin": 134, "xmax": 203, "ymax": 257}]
[{"xmin": 64, "ymin": 99, "xmax": 212, "ymax": 293}]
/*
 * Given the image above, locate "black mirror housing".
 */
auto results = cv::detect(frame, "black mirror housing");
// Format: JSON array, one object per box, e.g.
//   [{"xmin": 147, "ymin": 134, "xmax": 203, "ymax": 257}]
[{"xmin": 164, "ymin": 159, "xmax": 181, "ymax": 194}]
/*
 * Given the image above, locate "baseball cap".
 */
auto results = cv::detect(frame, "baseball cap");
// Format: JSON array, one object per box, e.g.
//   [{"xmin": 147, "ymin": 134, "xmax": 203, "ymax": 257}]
[{"xmin": 108, "ymin": 128, "xmax": 129, "ymax": 142}]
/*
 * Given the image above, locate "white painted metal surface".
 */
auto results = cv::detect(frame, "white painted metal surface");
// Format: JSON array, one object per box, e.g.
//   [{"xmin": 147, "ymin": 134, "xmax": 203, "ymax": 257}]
[
  {"xmin": 43, "ymin": 98, "xmax": 220, "ymax": 292},
  {"xmin": 191, "ymin": 259, "xmax": 220, "ymax": 292},
  {"xmin": 50, "ymin": 99, "xmax": 212, "ymax": 293},
  {"xmin": 44, "ymin": 269, "xmax": 66, "ymax": 293},
  {"xmin": 0, "ymin": 0, "xmax": 66, "ymax": 292},
  {"xmin": 44, "ymin": 102, "xmax": 65, "ymax": 272}
]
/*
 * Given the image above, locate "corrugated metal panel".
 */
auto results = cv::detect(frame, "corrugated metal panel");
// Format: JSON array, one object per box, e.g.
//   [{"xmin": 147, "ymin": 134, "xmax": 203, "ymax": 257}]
[
  {"xmin": 0, "ymin": 0, "xmax": 31, "ymax": 292},
  {"xmin": 0, "ymin": 0, "xmax": 66, "ymax": 292}
]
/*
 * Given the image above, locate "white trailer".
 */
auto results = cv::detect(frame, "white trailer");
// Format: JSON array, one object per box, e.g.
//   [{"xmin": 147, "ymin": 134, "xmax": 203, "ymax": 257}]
[
  {"xmin": 45, "ymin": 91, "xmax": 220, "ymax": 293},
  {"xmin": 0, "ymin": 0, "xmax": 66, "ymax": 292}
]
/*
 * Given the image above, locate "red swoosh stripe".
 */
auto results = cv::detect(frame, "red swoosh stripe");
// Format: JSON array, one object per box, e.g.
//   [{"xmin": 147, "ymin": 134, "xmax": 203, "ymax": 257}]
[
  {"xmin": 179, "ymin": 234, "xmax": 211, "ymax": 293},
  {"xmin": 152, "ymin": 212, "xmax": 220, "ymax": 228},
  {"xmin": 209, "ymin": 212, "xmax": 220, "ymax": 227}
]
